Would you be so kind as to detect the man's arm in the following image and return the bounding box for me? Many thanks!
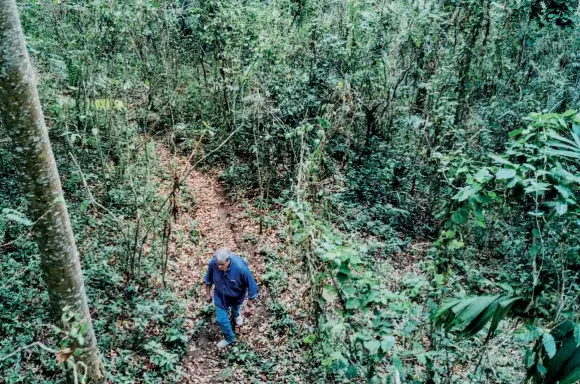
[204,260,214,302]
[245,268,259,308]
[205,284,212,302]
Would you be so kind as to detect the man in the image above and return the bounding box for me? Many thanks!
[204,247,259,348]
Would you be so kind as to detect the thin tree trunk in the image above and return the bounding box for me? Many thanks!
[0,1,105,382]
[454,9,483,127]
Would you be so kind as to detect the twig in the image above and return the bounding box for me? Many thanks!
[0,341,58,362]
[69,152,131,252]
[138,124,245,256]
[69,153,124,229]
[0,259,34,290]
[0,206,52,249]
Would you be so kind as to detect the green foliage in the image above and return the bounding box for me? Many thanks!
[220,163,259,196]
[432,294,523,339]
[144,340,180,373]
[433,295,580,384]
[1,208,33,227]
[527,320,580,384]
[2,0,580,381]
[188,220,200,245]
[287,199,404,382]
[225,342,257,365]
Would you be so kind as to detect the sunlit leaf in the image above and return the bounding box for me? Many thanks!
[474,168,492,183]
[452,186,480,202]
[381,336,395,352]
[496,168,516,180]
[363,339,380,354]
[2,208,33,226]
[555,201,568,215]
[346,298,361,310]
[489,154,516,166]
[542,333,557,359]
[546,149,580,160]
[555,185,572,199]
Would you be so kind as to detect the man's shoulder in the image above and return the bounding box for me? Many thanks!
[230,255,249,268]
[208,258,217,266]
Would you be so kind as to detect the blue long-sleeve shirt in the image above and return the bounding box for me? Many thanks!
[204,255,259,309]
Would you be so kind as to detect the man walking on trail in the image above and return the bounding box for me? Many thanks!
[204,247,259,349]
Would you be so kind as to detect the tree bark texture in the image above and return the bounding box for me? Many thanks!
[0,0,105,382]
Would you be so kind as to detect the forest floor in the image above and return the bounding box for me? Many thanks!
[155,145,293,383]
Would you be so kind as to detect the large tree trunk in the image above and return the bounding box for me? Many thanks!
[0,0,105,382]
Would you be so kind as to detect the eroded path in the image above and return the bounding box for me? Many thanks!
[156,145,273,383]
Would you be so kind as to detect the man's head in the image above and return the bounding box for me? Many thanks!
[214,247,232,271]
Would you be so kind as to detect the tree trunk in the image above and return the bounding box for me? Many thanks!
[0,0,105,382]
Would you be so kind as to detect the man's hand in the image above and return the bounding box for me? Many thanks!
[244,300,255,316]
[205,293,212,303]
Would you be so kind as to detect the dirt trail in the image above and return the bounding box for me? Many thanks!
[156,145,273,383]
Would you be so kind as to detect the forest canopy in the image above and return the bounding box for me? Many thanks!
[1,0,579,383]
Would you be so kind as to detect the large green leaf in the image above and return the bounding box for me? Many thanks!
[525,182,551,194]
[455,295,501,327]
[555,185,573,199]
[488,296,522,339]
[528,321,580,384]
[547,130,579,147]
[551,321,575,340]
[558,348,580,384]
[432,295,522,339]
[450,297,477,316]
[572,131,580,149]
[460,296,503,337]
[548,140,580,152]
[474,168,492,183]
[463,295,522,338]
[432,298,463,328]
[546,149,580,160]
[545,333,577,381]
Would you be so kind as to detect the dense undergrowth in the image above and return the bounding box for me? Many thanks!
[1,139,192,383]
[1,0,580,382]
